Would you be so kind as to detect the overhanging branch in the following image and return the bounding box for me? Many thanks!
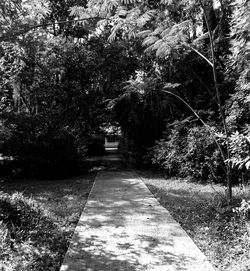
[183,43,213,67]
[0,17,99,42]
[161,89,226,162]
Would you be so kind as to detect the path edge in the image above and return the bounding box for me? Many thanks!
[59,171,99,271]
[132,169,216,271]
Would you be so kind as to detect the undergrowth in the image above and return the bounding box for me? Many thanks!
[0,192,68,271]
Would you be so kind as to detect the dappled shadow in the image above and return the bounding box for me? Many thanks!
[61,232,196,271]
[0,172,95,200]
[85,152,132,172]
[0,172,96,235]
[0,192,69,270]
[145,183,218,224]
[141,177,231,262]
[60,172,214,271]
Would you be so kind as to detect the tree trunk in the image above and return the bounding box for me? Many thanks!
[200,0,232,204]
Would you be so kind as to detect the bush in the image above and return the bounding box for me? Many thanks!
[183,126,225,182]
[151,121,188,175]
[0,113,82,178]
[229,131,250,171]
[0,192,68,271]
[234,199,250,220]
[151,120,226,183]
[227,130,250,184]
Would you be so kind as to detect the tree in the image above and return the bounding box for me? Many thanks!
[0,0,141,177]
[1,0,248,193]
[71,0,236,202]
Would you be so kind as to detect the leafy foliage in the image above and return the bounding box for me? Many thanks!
[114,74,172,162]
[228,131,250,173]
[0,0,249,182]
[234,199,250,220]
[0,0,49,42]
[151,120,225,183]
[0,0,140,177]
[226,0,250,130]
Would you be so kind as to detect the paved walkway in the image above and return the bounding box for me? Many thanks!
[60,171,215,271]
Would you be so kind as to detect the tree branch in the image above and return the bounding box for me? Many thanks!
[0,17,99,42]
[19,92,32,114]
[183,43,213,67]
[161,89,226,162]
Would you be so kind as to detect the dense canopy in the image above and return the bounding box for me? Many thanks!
[0,0,249,196]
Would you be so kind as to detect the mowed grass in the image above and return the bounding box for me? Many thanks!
[137,170,250,271]
[0,172,96,271]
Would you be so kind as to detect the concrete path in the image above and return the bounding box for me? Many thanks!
[60,171,215,271]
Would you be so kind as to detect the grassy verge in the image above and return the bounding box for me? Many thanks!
[137,170,250,271]
[0,172,96,271]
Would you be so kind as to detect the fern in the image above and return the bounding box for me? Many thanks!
[140,18,194,58]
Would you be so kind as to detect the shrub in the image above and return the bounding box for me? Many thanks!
[228,131,250,171]
[0,113,82,178]
[233,199,250,220]
[183,126,225,183]
[227,130,250,184]
[151,121,188,175]
[151,120,226,183]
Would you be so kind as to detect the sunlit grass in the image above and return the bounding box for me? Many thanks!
[138,169,250,271]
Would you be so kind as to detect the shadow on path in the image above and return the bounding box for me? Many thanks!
[60,172,215,271]
[85,149,131,172]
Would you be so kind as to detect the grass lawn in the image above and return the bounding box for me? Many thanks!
[137,170,250,271]
[0,172,96,271]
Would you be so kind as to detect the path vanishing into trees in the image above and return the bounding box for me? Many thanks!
[60,152,215,271]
